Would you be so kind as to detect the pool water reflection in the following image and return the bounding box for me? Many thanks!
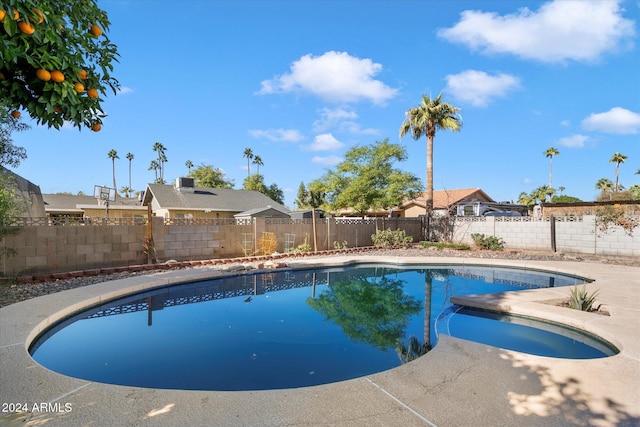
[29,265,616,391]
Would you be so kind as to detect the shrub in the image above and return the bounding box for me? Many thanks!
[419,241,471,251]
[471,233,504,251]
[371,229,413,247]
[568,285,601,312]
[333,240,349,250]
[291,234,312,253]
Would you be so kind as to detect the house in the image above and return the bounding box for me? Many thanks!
[42,193,147,222]
[234,206,291,220]
[401,188,496,217]
[142,178,289,221]
[0,167,45,218]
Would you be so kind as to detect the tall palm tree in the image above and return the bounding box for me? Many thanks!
[148,160,160,182]
[152,142,167,182]
[243,148,254,179]
[126,152,134,197]
[185,160,193,174]
[252,155,263,175]
[609,152,627,192]
[107,149,119,194]
[544,147,560,188]
[595,178,614,201]
[399,93,462,217]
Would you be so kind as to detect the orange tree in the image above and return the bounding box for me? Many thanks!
[0,0,119,131]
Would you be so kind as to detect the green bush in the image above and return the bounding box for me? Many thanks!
[333,240,349,250]
[371,229,413,247]
[419,242,471,251]
[471,233,504,251]
[568,285,601,312]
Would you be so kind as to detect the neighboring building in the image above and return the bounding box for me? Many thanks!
[42,193,147,222]
[289,209,325,220]
[0,167,46,218]
[401,188,495,217]
[142,178,289,221]
[234,206,291,220]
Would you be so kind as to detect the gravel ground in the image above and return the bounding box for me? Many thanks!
[1,247,638,308]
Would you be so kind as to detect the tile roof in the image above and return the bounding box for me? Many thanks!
[43,193,144,211]
[403,188,494,209]
[143,184,288,212]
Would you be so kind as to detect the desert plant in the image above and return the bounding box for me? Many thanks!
[568,285,601,312]
[419,241,471,251]
[371,229,413,247]
[258,232,278,255]
[471,233,504,251]
[291,234,312,253]
[333,240,349,250]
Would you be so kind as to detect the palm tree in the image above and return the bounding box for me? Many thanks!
[595,178,614,201]
[558,186,566,195]
[152,142,167,182]
[185,160,193,174]
[120,186,132,197]
[544,147,560,188]
[243,148,254,179]
[148,160,160,182]
[107,149,119,194]
[609,152,627,192]
[126,153,134,197]
[399,93,462,219]
[252,155,263,175]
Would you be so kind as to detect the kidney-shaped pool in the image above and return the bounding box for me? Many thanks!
[29,264,618,391]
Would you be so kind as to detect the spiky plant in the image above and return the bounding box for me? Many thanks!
[568,285,601,312]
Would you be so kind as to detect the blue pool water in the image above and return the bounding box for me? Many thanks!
[29,265,617,391]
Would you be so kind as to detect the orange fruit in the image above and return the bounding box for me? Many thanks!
[50,70,64,82]
[91,123,101,132]
[74,82,85,93]
[18,21,35,35]
[31,8,44,24]
[87,88,99,99]
[11,111,21,119]
[77,69,87,80]
[89,24,102,37]
[36,68,51,81]
[0,10,5,21]
[11,9,19,20]
[54,106,62,113]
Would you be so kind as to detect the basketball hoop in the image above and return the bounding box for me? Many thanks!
[94,185,116,219]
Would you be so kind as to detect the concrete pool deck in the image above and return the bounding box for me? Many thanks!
[1,255,638,426]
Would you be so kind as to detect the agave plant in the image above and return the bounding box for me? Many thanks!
[568,285,601,312]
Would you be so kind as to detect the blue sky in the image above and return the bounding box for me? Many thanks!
[11,0,640,207]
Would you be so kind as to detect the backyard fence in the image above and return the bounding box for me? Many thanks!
[1,214,637,277]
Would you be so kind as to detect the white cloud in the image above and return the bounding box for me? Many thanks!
[312,155,342,166]
[307,133,344,152]
[257,51,398,105]
[445,70,520,107]
[560,120,571,127]
[559,134,589,148]
[312,107,379,135]
[248,129,304,143]
[581,107,640,134]
[117,86,134,95]
[437,0,635,63]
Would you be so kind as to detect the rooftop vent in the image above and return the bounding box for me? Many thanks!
[175,177,195,193]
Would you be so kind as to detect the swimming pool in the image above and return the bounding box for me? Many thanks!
[29,264,616,391]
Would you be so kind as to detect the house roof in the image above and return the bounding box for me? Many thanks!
[143,183,288,213]
[403,188,494,210]
[234,206,291,218]
[43,194,145,213]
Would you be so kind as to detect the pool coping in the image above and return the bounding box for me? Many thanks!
[1,255,639,426]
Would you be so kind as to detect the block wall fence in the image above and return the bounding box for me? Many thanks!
[1,215,637,277]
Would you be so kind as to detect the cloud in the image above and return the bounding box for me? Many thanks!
[248,129,305,142]
[307,133,344,152]
[312,155,342,166]
[437,0,635,63]
[445,70,520,107]
[117,86,134,95]
[581,107,640,134]
[559,134,589,148]
[312,107,379,135]
[257,51,398,105]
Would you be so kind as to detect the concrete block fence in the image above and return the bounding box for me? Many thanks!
[451,215,639,257]
[2,215,637,277]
